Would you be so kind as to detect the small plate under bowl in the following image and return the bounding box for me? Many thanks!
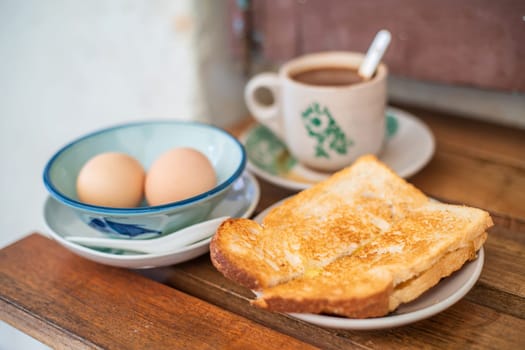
[44,172,260,269]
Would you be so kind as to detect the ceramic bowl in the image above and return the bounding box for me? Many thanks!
[43,120,246,238]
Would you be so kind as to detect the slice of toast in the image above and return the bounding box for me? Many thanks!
[209,155,493,318]
[210,155,429,290]
[252,206,490,318]
[251,234,486,318]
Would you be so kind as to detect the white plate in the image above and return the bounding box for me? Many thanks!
[242,107,435,191]
[43,171,260,269]
[253,201,484,330]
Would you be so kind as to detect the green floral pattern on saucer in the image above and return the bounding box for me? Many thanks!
[244,125,297,175]
[386,113,398,138]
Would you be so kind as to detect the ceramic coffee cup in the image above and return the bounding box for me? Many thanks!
[244,51,388,172]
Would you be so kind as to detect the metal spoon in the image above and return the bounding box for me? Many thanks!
[65,216,228,254]
[358,29,392,80]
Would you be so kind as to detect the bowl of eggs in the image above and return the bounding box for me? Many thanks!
[43,120,246,239]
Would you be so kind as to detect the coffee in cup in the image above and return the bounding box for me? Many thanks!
[244,51,387,172]
[290,66,364,87]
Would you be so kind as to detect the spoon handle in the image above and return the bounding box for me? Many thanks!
[66,216,229,254]
[358,29,391,80]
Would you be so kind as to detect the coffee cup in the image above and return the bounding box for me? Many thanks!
[244,51,387,172]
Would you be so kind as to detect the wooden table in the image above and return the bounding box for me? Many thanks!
[1,106,524,349]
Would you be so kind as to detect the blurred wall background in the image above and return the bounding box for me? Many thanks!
[235,0,525,128]
[0,1,245,348]
[1,0,247,249]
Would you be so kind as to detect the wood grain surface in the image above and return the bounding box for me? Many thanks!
[1,105,524,349]
[0,234,316,350]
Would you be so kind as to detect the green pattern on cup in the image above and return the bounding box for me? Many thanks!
[245,111,398,177]
[301,102,353,159]
[245,125,296,175]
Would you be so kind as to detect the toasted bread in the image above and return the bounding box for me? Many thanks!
[211,155,428,290]
[210,155,493,318]
[389,232,486,311]
[252,215,489,318]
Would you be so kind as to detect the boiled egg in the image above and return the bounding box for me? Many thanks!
[145,147,216,206]
[76,152,145,208]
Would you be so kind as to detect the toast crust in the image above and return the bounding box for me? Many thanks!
[210,219,264,290]
[255,283,393,319]
[390,232,487,311]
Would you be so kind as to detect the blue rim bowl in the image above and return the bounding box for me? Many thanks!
[43,120,246,238]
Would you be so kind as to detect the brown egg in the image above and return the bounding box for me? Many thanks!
[145,147,217,206]
[76,152,145,208]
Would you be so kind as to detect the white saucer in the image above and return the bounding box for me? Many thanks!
[253,200,484,330]
[43,171,260,269]
[242,107,435,191]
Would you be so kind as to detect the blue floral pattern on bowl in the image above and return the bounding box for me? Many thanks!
[87,218,162,237]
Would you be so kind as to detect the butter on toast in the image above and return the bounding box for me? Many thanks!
[209,155,493,318]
